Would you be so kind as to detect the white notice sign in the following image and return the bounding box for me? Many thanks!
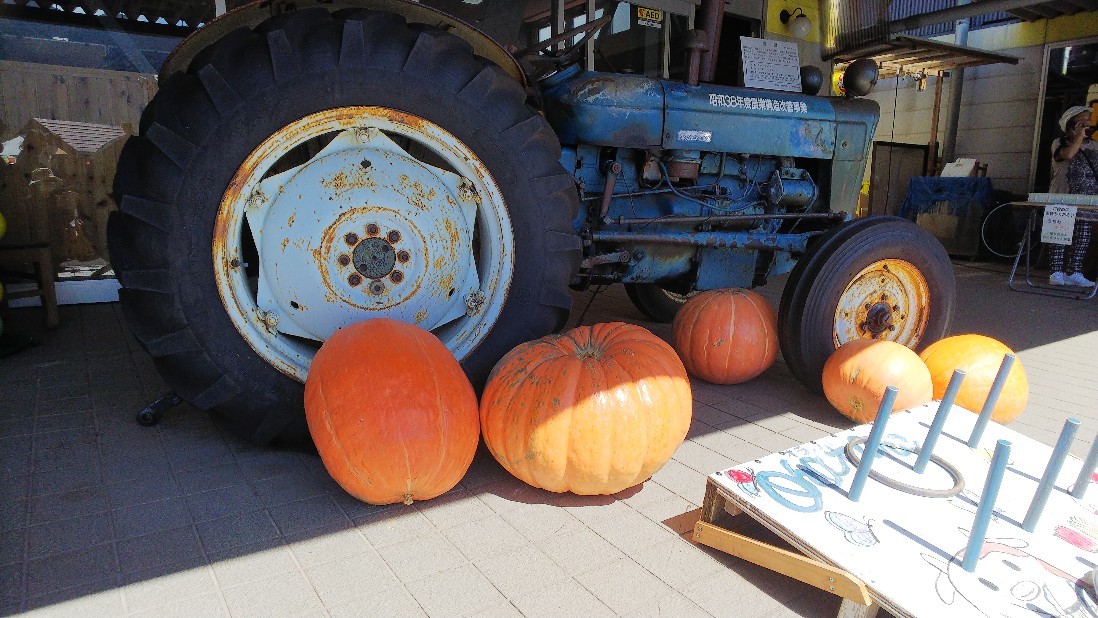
[1041,204,1077,245]
[740,37,801,93]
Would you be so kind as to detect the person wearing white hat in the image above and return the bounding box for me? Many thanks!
[1047,104,1097,287]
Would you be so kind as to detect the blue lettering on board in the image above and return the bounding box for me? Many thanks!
[751,434,923,513]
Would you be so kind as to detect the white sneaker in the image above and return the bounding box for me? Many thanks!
[1049,271,1069,286]
[1068,272,1097,287]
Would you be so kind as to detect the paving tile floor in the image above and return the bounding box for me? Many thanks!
[1,259,1096,617]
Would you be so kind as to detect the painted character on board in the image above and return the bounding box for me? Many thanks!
[824,511,879,547]
[725,467,759,497]
[1055,499,1098,554]
[923,534,1098,618]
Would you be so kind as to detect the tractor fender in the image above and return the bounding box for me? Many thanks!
[159,0,525,87]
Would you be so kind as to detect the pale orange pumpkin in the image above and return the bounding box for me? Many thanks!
[304,318,479,505]
[672,289,778,384]
[822,339,934,423]
[480,322,692,495]
[918,334,1028,423]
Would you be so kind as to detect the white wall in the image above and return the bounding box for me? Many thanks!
[866,44,1043,195]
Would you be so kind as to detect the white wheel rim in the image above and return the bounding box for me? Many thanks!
[214,107,514,382]
[833,259,930,348]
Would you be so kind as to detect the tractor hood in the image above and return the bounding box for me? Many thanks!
[541,68,878,163]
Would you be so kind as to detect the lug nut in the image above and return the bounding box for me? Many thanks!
[348,273,362,286]
[397,250,410,263]
[368,280,386,295]
[366,223,380,236]
[387,230,401,243]
[338,255,351,266]
[892,305,900,311]
[390,270,404,283]
[344,232,359,246]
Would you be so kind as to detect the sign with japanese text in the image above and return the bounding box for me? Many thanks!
[1041,204,1077,245]
[636,6,662,28]
[739,37,801,93]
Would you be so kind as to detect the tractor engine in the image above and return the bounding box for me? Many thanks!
[541,65,879,292]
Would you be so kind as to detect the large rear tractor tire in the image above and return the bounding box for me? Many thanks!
[624,283,692,323]
[778,216,956,392]
[109,9,581,445]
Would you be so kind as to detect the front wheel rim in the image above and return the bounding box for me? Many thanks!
[214,107,515,382]
[833,259,930,348]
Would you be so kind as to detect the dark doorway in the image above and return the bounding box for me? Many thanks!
[1034,41,1098,193]
[710,14,757,87]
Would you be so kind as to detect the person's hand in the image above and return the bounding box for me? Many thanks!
[1069,121,1088,145]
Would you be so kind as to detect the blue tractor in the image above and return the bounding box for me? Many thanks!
[110,0,955,443]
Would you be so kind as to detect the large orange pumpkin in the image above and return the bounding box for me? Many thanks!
[822,339,934,423]
[672,289,778,384]
[480,322,692,495]
[918,334,1028,423]
[304,318,479,505]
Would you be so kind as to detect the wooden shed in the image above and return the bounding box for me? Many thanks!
[0,118,128,269]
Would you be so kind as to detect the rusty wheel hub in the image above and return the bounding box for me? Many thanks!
[833,259,929,348]
[213,107,515,381]
[861,302,894,337]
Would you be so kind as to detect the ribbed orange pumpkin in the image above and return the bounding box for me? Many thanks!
[304,319,479,505]
[480,322,692,495]
[822,339,934,423]
[918,334,1028,423]
[672,289,778,384]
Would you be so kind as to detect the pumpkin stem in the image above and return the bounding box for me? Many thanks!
[575,343,604,360]
[403,493,414,505]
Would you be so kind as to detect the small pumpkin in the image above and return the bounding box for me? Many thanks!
[480,322,692,495]
[822,339,934,423]
[918,334,1028,423]
[672,289,778,384]
[304,318,479,505]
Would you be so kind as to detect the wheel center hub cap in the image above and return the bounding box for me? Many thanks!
[863,302,894,336]
[353,237,396,279]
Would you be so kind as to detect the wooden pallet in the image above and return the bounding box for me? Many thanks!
[692,403,1098,618]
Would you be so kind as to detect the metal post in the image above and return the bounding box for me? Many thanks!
[968,354,1015,448]
[963,439,1011,572]
[926,71,945,175]
[1072,436,1098,500]
[585,0,596,71]
[915,370,965,474]
[941,0,970,166]
[552,0,566,52]
[1023,418,1081,532]
[849,387,899,502]
[697,0,724,83]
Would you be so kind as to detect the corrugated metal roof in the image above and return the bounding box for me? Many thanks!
[1007,0,1098,20]
[889,0,1019,37]
[3,0,248,28]
[32,118,127,153]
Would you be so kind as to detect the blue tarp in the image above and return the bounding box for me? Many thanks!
[900,176,993,220]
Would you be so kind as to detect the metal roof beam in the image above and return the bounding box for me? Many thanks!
[889,0,1059,32]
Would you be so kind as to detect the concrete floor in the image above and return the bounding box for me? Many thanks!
[1,259,1096,617]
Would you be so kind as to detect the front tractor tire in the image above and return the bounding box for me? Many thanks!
[109,9,580,445]
[624,284,691,323]
[778,216,956,392]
